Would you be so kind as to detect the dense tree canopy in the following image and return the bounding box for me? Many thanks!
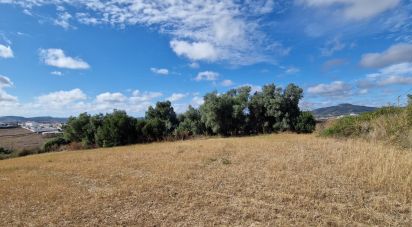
[62,83,315,149]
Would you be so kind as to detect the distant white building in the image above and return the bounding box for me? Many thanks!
[0,122,18,128]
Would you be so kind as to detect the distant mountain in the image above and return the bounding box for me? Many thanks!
[312,104,377,119]
[0,116,68,123]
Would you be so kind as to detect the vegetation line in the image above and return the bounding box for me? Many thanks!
[45,83,316,152]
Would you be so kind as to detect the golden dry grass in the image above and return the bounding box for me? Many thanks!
[0,134,411,226]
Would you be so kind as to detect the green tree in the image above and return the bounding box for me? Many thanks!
[175,105,206,138]
[95,110,137,147]
[146,101,178,136]
[142,118,166,142]
[63,113,95,145]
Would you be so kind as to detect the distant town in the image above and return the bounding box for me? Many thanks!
[0,121,63,137]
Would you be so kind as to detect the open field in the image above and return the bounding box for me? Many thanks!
[0,128,48,151]
[0,134,411,226]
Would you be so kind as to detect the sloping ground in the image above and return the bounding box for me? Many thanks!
[0,134,410,226]
[0,128,47,151]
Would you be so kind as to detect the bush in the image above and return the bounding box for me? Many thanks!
[321,106,412,148]
[43,137,69,153]
[18,149,38,157]
[0,147,13,155]
[294,111,316,133]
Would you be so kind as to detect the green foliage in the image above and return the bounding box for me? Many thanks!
[146,101,178,135]
[321,106,412,148]
[0,147,13,155]
[43,137,69,153]
[57,82,309,151]
[95,110,137,147]
[294,112,316,133]
[175,105,206,139]
[142,118,166,142]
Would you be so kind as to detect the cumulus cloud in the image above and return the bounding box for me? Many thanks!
[150,67,169,75]
[0,89,17,103]
[298,0,400,20]
[1,0,281,65]
[96,92,127,104]
[0,75,13,88]
[39,48,90,69]
[221,79,234,87]
[130,90,163,103]
[358,62,412,88]
[308,81,352,97]
[170,40,219,62]
[0,75,17,103]
[195,71,219,81]
[360,43,412,68]
[167,93,188,102]
[0,44,13,58]
[35,88,87,107]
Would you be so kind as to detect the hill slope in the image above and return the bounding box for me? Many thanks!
[312,104,377,118]
[0,134,410,226]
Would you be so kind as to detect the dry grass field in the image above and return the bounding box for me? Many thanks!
[0,134,411,226]
[0,128,47,151]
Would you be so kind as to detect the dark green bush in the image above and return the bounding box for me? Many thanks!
[43,137,69,153]
[294,111,316,133]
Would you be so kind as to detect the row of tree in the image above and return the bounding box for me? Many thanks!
[62,83,316,148]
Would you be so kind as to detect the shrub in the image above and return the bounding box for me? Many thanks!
[42,137,69,153]
[321,106,412,148]
[0,147,13,155]
[18,149,38,157]
[294,111,316,133]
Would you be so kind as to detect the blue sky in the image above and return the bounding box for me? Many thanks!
[0,0,411,117]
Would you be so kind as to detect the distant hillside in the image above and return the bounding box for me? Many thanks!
[312,104,377,118]
[0,116,68,123]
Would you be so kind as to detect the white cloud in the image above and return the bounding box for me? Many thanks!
[191,96,205,107]
[285,67,300,74]
[170,40,219,62]
[322,58,346,71]
[35,88,87,108]
[195,71,219,81]
[39,48,90,70]
[0,75,13,88]
[96,92,127,104]
[0,44,13,58]
[321,37,345,56]
[51,71,63,76]
[0,89,17,103]
[0,75,17,103]
[1,0,281,65]
[308,81,352,97]
[221,79,234,87]
[298,0,400,20]
[130,90,163,103]
[189,62,200,69]
[150,67,169,75]
[167,93,188,102]
[360,43,412,68]
[358,62,412,88]
[54,11,74,29]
